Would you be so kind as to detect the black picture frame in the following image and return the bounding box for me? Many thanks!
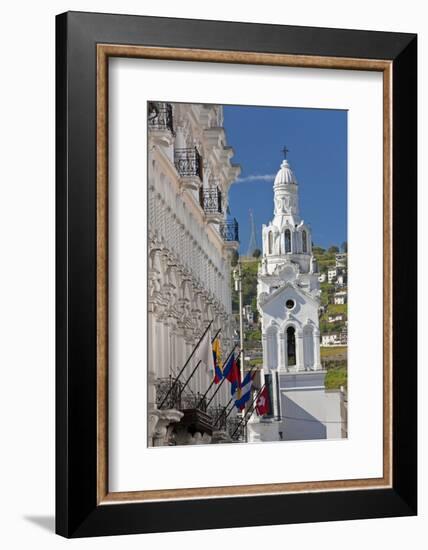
[56,11,417,538]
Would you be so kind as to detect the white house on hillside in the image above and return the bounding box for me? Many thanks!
[334,290,347,305]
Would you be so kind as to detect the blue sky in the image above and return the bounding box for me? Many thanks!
[223,105,347,253]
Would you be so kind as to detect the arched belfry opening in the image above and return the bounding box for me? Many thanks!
[287,326,296,366]
[284,229,291,253]
[268,231,273,254]
[302,230,307,253]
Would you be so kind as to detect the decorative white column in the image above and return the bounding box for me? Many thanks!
[313,328,322,370]
[262,333,268,369]
[295,330,304,371]
[147,309,157,410]
[278,332,286,371]
[272,371,281,420]
[147,308,160,445]
[155,319,165,378]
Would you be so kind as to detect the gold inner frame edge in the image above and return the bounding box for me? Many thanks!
[96,44,393,504]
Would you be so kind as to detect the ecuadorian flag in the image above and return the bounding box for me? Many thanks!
[213,338,222,384]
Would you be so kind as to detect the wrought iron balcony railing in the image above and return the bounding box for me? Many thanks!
[199,187,222,214]
[174,147,203,180]
[227,416,245,441]
[220,218,239,242]
[155,376,183,410]
[148,102,173,133]
[181,393,208,412]
[209,406,228,431]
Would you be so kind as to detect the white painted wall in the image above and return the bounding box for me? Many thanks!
[278,372,330,440]
[0,1,425,549]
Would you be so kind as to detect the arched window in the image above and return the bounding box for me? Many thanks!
[284,229,291,253]
[302,230,307,253]
[287,326,296,366]
[268,231,273,254]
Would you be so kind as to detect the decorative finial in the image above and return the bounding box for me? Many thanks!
[282,145,289,160]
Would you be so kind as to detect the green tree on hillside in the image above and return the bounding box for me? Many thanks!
[231,259,259,314]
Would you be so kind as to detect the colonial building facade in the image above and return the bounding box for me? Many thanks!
[147,102,240,446]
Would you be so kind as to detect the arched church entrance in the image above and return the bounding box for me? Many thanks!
[286,326,296,366]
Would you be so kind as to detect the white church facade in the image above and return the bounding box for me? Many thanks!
[147,102,240,446]
[250,157,345,442]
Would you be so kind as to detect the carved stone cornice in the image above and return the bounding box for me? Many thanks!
[151,409,184,447]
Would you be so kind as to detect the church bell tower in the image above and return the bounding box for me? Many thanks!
[256,153,322,428]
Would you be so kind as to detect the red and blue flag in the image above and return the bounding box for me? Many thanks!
[234,370,254,411]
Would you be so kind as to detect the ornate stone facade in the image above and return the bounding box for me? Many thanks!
[147,102,240,446]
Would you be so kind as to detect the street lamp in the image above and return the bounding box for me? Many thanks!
[233,261,244,384]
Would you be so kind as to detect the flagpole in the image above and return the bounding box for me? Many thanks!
[212,364,258,428]
[212,396,234,428]
[205,349,242,409]
[231,384,265,440]
[177,360,202,400]
[176,327,222,404]
[159,320,215,409]
[196,345,239,409]
[233,262,245,424]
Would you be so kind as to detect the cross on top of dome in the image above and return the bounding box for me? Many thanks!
[274,153,297,186]
[281,145,289,159]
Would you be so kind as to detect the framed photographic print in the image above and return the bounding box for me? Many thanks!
[56,11,417,538]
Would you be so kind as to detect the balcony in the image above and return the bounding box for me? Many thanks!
[199,187,223,223]
[174,147,203,190]
[148,102,173,133]
[220,218,239,252]
[227,416,245,441]
[210,405,228,431]
[179,408,213,437]
[155,376,183,410]
[220,218,239,246]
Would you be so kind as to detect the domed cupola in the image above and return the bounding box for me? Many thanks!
[261,152,313,274]
[274,159,297,188]
[271,156,300,228]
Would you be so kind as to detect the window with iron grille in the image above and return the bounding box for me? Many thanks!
[174,147,203,180]
[147,102,173,132]
[199,187,222,214]
[220,218,239,242]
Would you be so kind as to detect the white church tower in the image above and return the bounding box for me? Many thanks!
[258,156,322,374]
[251,155,344,442]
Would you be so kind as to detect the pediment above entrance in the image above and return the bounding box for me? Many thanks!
[277,261,300,283]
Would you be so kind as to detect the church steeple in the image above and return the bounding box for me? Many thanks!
[272,158,300,227]
[261,154,313,272]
